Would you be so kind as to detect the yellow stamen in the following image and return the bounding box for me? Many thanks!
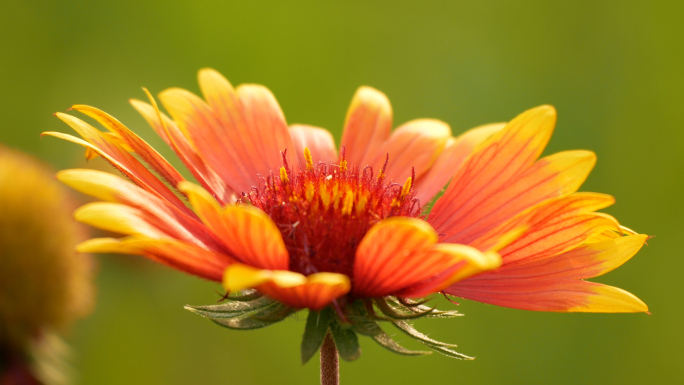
[320,183,330,208]
[332,182,341,209]
[305,181,315,201]
[304,147,314,171]
[342,190,354,215]
[340,158,348,172]
[401,177,413,199]
[392,177,413,208]
[279,167,289,183]
[355,194,368,215]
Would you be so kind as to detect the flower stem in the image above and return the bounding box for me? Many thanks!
[320,332,339,385]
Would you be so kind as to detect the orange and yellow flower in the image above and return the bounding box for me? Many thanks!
[44,69,647,315]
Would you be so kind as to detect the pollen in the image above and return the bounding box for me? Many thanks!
[245,151,422,277]
[279,166,289,184]
[304,147,314,171]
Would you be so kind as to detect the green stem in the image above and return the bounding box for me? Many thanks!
[320,332,339,385]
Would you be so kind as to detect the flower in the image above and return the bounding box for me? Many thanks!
[0,146,95,384]
[44,69,647,361]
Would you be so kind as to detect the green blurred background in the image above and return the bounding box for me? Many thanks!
[1,0,681,384]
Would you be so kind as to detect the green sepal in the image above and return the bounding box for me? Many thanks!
[371,332,433,357]
[225,289,264,302]
[375,298,435,320]
[392,320,473,360]
[210,302,294,330]
[184,296,277,319]
[185,297,294,331]
[329,317,361,361]
[392,320,459,348]
[301,308,334,365]
[348,301,431,357]
[386,297,463,319]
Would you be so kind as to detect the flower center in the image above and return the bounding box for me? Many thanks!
[244,149,422,278]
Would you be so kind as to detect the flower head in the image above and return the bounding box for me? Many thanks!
[45,69,647,360]
[0,146,95,383]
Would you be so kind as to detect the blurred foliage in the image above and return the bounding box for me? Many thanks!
[1,0,681,384]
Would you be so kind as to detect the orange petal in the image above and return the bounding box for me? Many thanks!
[429,106,556,242]
[499,213,621,265]
[74,202,168,239]
[467,193,620,265]
[447,279,647,313]
[367,119,451,182]
[71,105,186,189]
[289,124,338,167]
[179,182,289,270]
[487,234,648,280]
[431,113,596,245]
[395,244,501,298]
[45,114,191,215]
[159,87,257,193]
[470,192,615,252]
[414,123,504,204]
[171,68,294,190]
[130,98,235,205]
[59,169,220,250]
[352,217,440,297]
[235,83,296,170]
[339,87,392,167]
[224,264,350,310]
[447,235,648,312]
[79,236,233,282]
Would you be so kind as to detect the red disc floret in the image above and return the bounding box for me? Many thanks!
[244,153,421,279]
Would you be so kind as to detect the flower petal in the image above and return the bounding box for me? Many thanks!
[414,123,505,204]
[431,108,596,245]
[289,124,338,166]
[59,169,219,249]
[353,217,440,297]
[74,202,167,239]
[159,87,257,193]
[499,213,621,265]
[224,264,350,310]
[395,244,501,298]
[482,234,648,281]
[340,87,392,167]
[368,119,451,182]
[79,236,233,282]
[70,104,186,189]
[446,235,648,312]
[45,114,192,215]
[179,182,289,270]
[130,98,235,204]
[470,192,616,252]
[235,82,296,169]
[429,106,556,240]
[447,279,647,313]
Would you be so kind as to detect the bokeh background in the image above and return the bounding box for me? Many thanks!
[1,1,681,384]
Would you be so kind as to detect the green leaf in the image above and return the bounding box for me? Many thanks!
[301,309,334,365]
[329,318,361,361]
